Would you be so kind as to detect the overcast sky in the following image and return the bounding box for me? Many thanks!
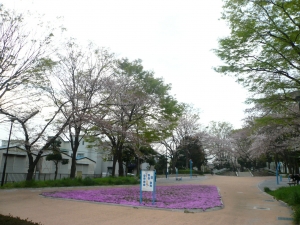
[0,0,249,139]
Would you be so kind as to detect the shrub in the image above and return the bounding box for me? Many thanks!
[290,190,300,206]
[82,177,96,186]
[293,206,300,225]
[0,214,42,225]
[264,187,271,193]
[0,176,139,189]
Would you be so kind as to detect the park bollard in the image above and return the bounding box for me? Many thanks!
[280,175,282,182]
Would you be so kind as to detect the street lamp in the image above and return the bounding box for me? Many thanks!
[1,117,16,186]
[166,149,168,179]
[289,91,300,176]
[189,159,193,178]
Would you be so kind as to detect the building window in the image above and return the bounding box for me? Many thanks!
[77,153,84,158]
[107,167,113,175]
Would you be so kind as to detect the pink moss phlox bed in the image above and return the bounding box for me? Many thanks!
[42,184,222,210]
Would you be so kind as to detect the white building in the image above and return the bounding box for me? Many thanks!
[0,136,117,182]
[56,136,116,177]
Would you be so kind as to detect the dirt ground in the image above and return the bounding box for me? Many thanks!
[0,176,294,225]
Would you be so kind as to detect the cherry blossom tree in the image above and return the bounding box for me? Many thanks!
[159,104,202,171]
[0,4,73,181]
[48,40,115,178]
[0,4,56,108]
[249,120,300,174]
[205,121,233,169]
[230,128,253,171]
[90,58,182,176]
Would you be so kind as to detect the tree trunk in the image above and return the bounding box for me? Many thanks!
[125,161,128,175]
[54,162,58,180]
[118,162,124,176]
[287,161,293,174]
[26,150,42,181]
[70,154,77,178]
[136,157,140,176]
[70,133,80,178]
[118,152,124,176]
[185,151,189,169]
[26,165,35,181]
[295,158,299,174]
[171,158,177,173]
[112,155,117,176]
[26,153,34,181]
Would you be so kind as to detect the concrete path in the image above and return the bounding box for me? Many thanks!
[238,172,253,177]
[0,176,294,225]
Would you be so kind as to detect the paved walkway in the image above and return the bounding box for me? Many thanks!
[238,172,253,177]
[0,176,295,225]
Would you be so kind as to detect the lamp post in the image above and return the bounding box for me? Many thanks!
[189,159,193,178]
[290,91,300,176]
[166,149,168,179]
[1,117,16,186]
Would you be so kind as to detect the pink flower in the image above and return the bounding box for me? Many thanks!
[42,185,222,210]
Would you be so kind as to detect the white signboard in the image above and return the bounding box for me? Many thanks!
[141,171,155,192]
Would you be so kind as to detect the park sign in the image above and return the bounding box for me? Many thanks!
[141,170,155,191]
[140,170,156,204]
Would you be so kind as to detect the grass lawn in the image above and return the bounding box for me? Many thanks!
[265,185,300,224]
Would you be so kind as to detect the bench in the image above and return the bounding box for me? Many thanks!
[175,177,182,181]
[287,182,297,187]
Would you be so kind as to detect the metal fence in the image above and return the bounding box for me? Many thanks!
[0,172,101,184]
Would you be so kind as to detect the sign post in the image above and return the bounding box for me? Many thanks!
[276,162,280,185]
[140,170,156,205]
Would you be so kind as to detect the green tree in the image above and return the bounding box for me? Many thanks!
[46,140,69,180]
[121,144,157,175]
[139,145,157,166]
[214,0,300,115]
[177,136,206,171]
[154,154,167,175]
